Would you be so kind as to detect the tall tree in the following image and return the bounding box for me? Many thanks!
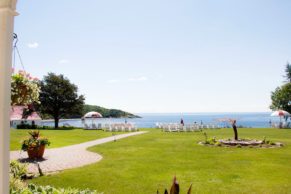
[270,83,291,116]
[284,62,291,83]
[39,73,85,128]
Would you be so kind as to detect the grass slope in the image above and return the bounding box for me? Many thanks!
[10,129,123,151]
[30,128,291,194]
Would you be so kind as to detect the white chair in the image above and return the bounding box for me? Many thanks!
[164,125,170,132]
[171,124,178,132]
[178,124,185,132]
[84,123,91,129]
[104,124,111,132]
[113,124,118,132]
[92,123,97,129]
[97,123,102,130]
[116,124,121,132]
[124,124,131,131]
[186,125,192,132]
[156,123,161,129]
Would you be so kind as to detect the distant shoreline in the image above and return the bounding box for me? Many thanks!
[42,117,139,122]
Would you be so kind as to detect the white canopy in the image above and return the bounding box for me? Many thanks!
[84,111,103,118]
[271,110,290,117]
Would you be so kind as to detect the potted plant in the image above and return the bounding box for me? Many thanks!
[11,70,40,106]
[21,130,50,159]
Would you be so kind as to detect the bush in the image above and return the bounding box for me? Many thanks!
[10,184,99,194]
[202,132,217,145]
[9,161,100,194]
[40,125,75,130]
[9,161,27,192]
[17,123,38,129]
[10,175,26,192]
[10,160,27,179]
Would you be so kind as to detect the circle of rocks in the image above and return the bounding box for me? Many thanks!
[199,139,283,148]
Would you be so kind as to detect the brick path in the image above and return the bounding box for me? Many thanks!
[10,131,147,174]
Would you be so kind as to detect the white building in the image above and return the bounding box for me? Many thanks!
[10,106,42,128]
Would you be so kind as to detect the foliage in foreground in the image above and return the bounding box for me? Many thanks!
[157,176,192,194]
[10,184,99,194]
[10,160,99,194]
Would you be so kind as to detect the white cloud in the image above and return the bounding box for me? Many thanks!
[58,59,69,64]
[27,42,39,48]
[128,76,148,82]
[107,79,120,83]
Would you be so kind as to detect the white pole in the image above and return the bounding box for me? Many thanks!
[0,0,18,193]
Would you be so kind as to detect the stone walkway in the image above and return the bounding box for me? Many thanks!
[10,131,147,174]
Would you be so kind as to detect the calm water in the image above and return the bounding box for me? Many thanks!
[42,112,281,128]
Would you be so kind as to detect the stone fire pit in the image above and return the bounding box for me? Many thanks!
[219,139,263,146]
[199,138,283,148]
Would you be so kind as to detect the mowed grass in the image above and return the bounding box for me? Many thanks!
[31,128,291,194]
[10,129,123,151]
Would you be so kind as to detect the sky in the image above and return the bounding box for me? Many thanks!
[13,0,291,113]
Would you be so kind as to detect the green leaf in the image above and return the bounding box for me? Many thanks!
[170,176,179,194]
[187,184,192,194]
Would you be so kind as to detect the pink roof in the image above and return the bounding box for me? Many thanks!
[10,106,42,121]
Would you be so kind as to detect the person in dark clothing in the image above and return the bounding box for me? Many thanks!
[180,118,184,126]
[232,120,238,140]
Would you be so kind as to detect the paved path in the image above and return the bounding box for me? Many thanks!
[10,131,147,174]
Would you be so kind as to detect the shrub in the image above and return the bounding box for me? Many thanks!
[17,184,98,194]
[10,160,27,179]
[17,123,38,129]
[40,125,75,130]
[9,161,27,192]
[214,142,221,146]
[9,161,100,194]
[202,133,217,145]
[10,183,99,194]
[9,175,26,192]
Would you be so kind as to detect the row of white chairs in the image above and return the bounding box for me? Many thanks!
[104,123,138,132]
[84,123,102,130]
[272,122,291,129]
[156,123,221,132]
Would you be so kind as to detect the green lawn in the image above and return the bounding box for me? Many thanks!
[30,128,291,194]
[10,129,123,151]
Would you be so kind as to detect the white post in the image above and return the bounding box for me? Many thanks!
[0,0,18,193]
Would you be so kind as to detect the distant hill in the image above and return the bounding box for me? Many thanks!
[82,105,141,118]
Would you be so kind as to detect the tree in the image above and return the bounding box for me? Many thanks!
[284,62,291,83]
[270,83,291,120]
[39,73,85,128]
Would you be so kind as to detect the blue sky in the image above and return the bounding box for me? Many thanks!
[14,0,290,113]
